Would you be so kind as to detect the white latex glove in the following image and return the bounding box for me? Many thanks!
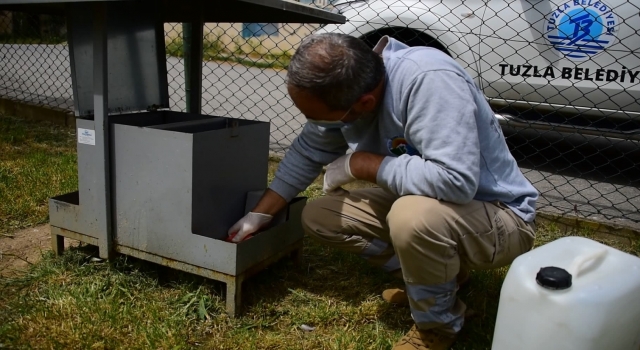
[323,153,356,196]
[227,212,273,242]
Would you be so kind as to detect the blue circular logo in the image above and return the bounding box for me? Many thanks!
[544,1,618,61]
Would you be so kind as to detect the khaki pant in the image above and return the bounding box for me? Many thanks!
[301,188,535,334]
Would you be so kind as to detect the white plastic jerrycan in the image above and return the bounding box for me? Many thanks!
[491,236,640,350]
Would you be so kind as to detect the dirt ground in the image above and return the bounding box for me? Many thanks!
[0,225,78,278]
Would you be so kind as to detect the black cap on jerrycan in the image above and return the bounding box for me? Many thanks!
[536,266,573,290]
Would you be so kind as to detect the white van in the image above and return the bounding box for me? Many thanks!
[316,0,640,140]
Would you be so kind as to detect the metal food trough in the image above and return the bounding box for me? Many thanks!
[0,0,345,317]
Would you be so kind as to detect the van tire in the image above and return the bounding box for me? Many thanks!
[358,27,451,56]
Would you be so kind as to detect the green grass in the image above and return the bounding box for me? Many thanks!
[0,115,78,234]
[0,35,66,45]
[1,115,639,349]
[0,34,289,69]
[166,37,292,70]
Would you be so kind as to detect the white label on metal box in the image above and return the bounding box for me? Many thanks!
[78,128,96,145]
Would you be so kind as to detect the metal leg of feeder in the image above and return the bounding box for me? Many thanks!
[223,240,304,317]
[225,275,245,317]
[185,16,203,114]
[52,233,65,256]
[92,3,115,260]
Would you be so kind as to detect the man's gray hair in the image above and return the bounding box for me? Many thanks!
[286,33,385,111]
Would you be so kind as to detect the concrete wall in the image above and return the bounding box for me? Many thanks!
[0,11,66,38]
[0,11,12,35]
[0,98,74,127]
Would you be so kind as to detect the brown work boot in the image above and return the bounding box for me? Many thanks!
[382,269,471,305]
[382,288,409,304]
[392,325,456,350]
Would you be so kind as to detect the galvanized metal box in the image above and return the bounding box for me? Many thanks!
[50,110,307,315]
[51,111,270,243]
[109,111,270,243]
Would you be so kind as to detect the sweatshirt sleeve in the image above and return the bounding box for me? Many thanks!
[269,122,349,202]
[376,70,481,204]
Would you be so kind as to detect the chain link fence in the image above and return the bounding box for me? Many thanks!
[1,1,639,225]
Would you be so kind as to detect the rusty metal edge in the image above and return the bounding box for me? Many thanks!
[116,239,303,281]
[50,224,303,284]
[51,225,99,246]
[116,244,236,283]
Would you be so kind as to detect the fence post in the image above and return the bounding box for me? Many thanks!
[182,20,203,114]
[182,22,191,113]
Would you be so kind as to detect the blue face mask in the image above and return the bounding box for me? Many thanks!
[307,106,352,129]
[307,119,348,128]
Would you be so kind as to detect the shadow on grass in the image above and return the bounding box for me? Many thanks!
[237,237,507,349]
[107,233,501,339]
[14,234,514,349]
[44,238,394,305]
[49,236,415,329]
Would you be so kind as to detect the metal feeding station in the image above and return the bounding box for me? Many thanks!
[1,0,344,316]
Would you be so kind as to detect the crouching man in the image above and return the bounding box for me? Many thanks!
[228,33,538,350]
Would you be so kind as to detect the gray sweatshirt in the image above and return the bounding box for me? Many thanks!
[269,36,538,222]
